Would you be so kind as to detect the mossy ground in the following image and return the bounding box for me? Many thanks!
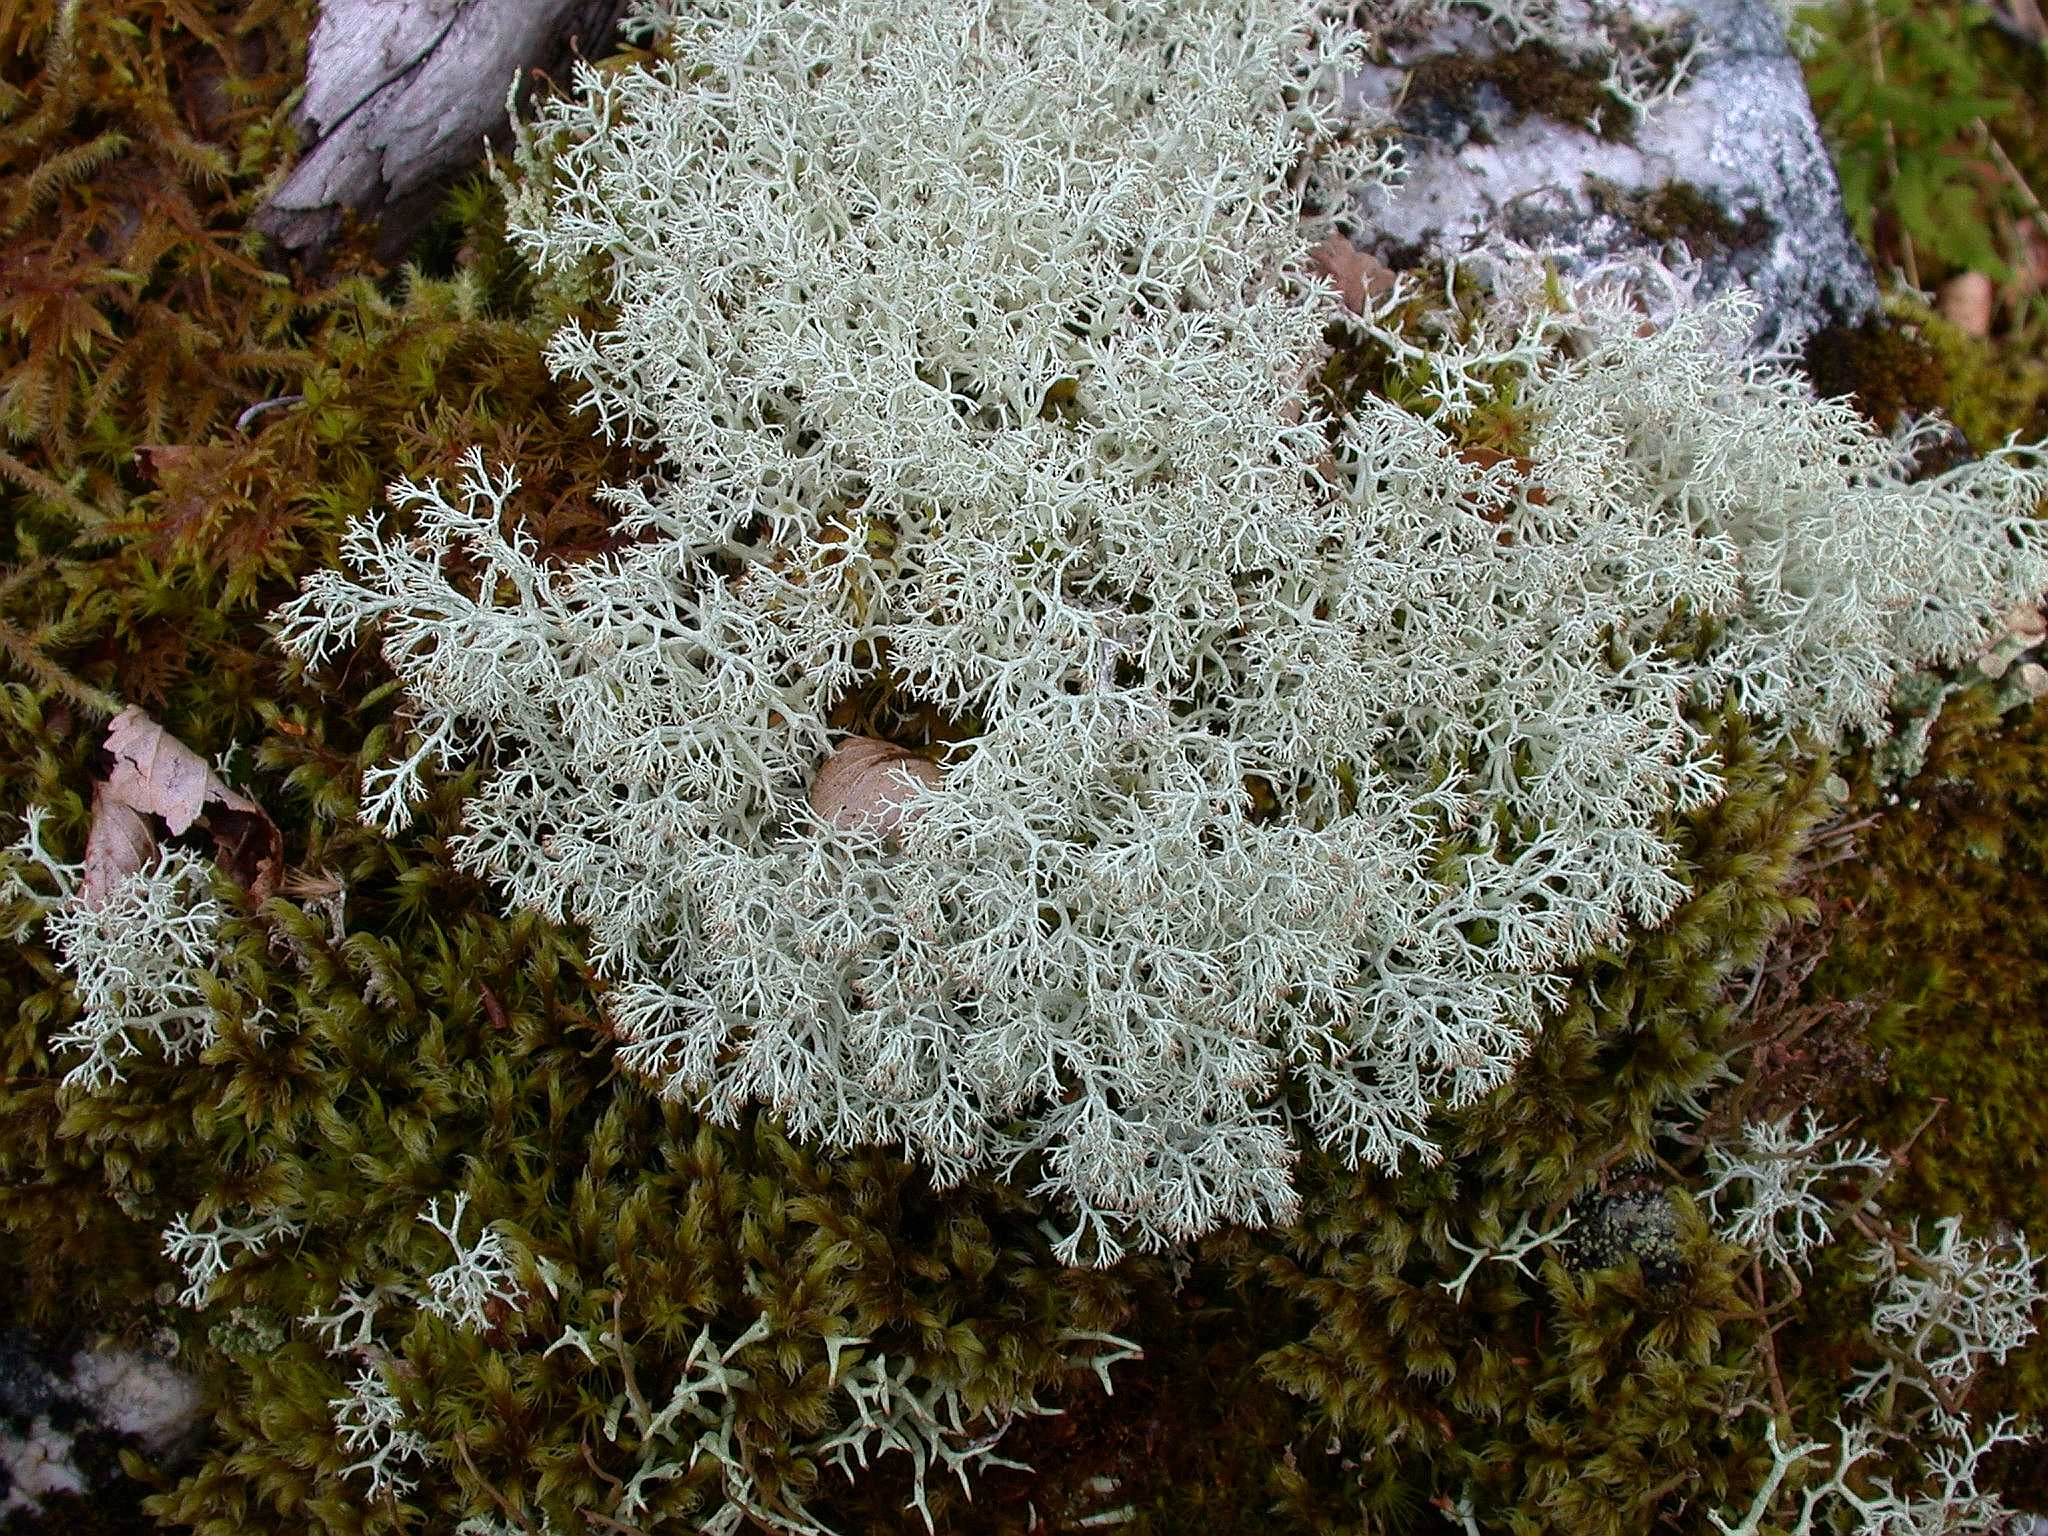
[1,0,2047,1532]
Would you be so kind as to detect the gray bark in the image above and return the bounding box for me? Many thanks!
[255,0,630,262]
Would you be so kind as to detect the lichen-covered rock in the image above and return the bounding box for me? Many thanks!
[1564,1176,1686,1285]
[0,1332,201,1528]
[1352,0,1880,332]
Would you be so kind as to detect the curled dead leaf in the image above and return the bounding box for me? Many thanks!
[106,706,218,835]
[83,787,157,906]
[1309,232,1396,314]
[88,706,284,903]
[809,736,942,837]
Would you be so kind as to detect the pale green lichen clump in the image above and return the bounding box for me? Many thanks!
[278,0,2048,1262]
[3,809,222,1094]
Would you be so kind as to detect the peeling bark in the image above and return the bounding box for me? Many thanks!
[255,0,630,262]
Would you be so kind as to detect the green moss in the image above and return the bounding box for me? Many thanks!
[1586,177,1771,259]
[1404,43,1634,145]
[1892,295,2048,452]
[1800,313,1953,437]
[1821,689,2048,1248]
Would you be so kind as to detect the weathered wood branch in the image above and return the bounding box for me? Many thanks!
[255,0,630,262]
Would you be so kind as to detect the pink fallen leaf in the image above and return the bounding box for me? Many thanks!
[105,706,216,835]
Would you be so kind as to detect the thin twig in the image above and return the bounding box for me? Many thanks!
[1805,814,1881,852]
[451,1436,544,1536]
[1975,119,2048,245]
[1636,1465,1700,1512]
[1750,1253,1792,1426]
[581,1441,626,1497]
[579,1512,655,1536]
[1846,1098,1947,1216]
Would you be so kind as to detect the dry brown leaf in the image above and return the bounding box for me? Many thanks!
[93,706,284,901]
[105,706,217,834]
[82,785,158,905]
[1309,232,1396,314]
[809,736,943,837]
[207,797,286,902]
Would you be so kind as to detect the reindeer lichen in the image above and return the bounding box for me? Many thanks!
[278,0,2048,1263]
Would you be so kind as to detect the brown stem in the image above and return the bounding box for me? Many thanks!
[579,1514,655,1536]
[580,1442,626,1497]
[1847,1099,1947,1218]
[1751,1255,1793,1427]
[1976,119,2048,245]
[451,1437,543,1536]
[1867,12,1921,289]
[1636,1465,1699,1512]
